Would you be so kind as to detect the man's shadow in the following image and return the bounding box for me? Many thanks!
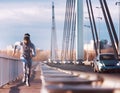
[9,69,36,93]
[9,82,24,93]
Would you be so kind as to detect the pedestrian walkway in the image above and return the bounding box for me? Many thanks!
[1,62,120,93]
[0,62,42,93]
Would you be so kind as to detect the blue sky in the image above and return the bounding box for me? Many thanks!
[0,0,66,50]
[83,0,119,43]
[0,0,119,50]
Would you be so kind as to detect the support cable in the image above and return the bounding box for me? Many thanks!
[99,0,118,58]
[89,0,99,50]
[65,0,74,61]
[86,0,98,56]
[103,0,118,47]
[69,0,76,61]
[61,0,69,61]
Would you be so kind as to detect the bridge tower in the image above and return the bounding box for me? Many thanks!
[76,0,84,62]
[50,2,58,61]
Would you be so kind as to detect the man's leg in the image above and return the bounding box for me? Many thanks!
[26,62,31,86]
[22,62,27,83]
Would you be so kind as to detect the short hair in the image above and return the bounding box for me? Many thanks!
[24,33,30,41]
[24,33,30,37]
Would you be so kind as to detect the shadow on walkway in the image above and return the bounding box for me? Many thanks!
[9,69,36,93]
[9,82,24,93]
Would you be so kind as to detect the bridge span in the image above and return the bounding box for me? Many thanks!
[0,58,120,93]
[0,0,120,93]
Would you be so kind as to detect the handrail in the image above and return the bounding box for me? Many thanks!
[0,56,19,61]
[0,56,22,87]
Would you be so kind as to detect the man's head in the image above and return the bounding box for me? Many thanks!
[24,33,30,44]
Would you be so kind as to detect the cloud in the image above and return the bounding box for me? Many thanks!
[0,1,66,25]
[0,1,66,50]
[0,3,45,24]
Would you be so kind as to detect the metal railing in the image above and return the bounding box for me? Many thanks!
[0,56,23,87]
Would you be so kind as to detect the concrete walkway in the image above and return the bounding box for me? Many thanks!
[1,62,120,93]
[0,63,42,93]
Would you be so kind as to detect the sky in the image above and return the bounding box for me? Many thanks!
[0,0,66,50]
[83,0,119,44]
[0,0,119,50]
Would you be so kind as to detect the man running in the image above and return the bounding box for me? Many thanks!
[13,33,36,86]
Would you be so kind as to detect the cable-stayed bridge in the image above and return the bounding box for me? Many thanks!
[1,0,120,93]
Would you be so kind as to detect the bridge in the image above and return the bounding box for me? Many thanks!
[1,0,120,93]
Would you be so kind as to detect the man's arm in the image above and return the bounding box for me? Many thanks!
[13,41,21,56]
[31,44,36,57]
[13,45,17,56]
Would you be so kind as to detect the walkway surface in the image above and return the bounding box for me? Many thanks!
[1,62,120,93]
[0,62,42,93]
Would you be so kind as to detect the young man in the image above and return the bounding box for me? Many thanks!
[13,33,36,86]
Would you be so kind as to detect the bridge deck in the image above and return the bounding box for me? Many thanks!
[1,62,120,93]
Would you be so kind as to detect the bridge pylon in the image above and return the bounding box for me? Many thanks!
[50,2,58,62]
[76,0,84,63]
